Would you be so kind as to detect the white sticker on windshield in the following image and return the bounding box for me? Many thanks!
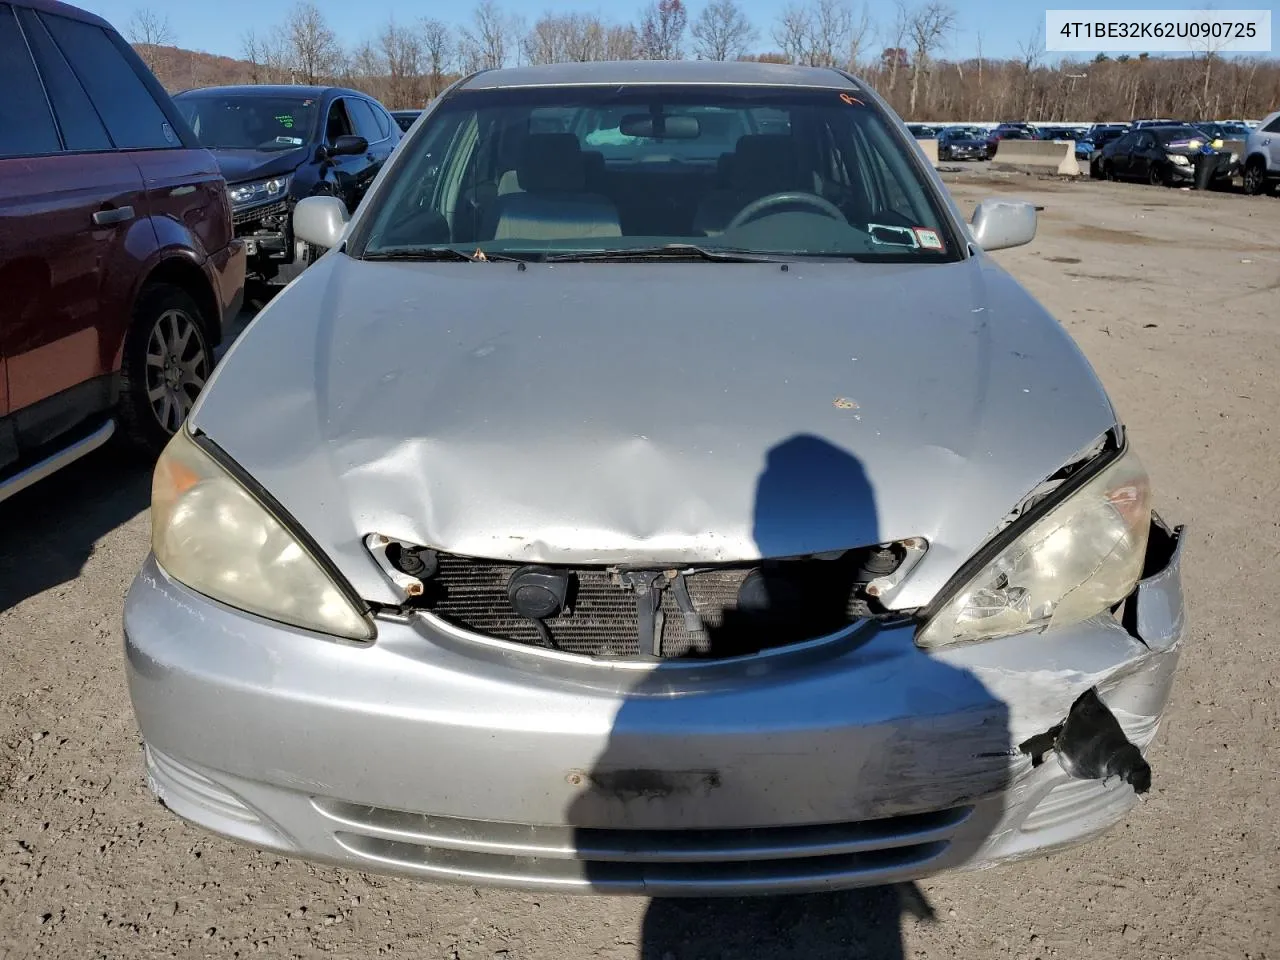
[914,228,943,250]
[867,223,919,247]
[275,136,304,145]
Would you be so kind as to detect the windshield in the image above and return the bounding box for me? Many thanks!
[355,84,958,262]
[176,95,319,150]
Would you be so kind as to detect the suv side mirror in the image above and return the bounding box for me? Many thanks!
[970,198,1037,251]
[323,135,368,159]
[293,195,350,250]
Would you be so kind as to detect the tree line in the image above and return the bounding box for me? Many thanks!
[127,0,1280,121]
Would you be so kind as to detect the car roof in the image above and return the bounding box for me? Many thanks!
[458,60,856,91]
[11,0,114,29]
[174,84,362,99]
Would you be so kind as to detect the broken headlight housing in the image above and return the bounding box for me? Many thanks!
[918,447,1151,649]
[151,428,374,641]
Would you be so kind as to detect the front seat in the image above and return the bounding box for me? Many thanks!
[487,134,621,242]
[693,135,805,236]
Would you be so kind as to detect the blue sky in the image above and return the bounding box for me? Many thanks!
[81,0,1273,61]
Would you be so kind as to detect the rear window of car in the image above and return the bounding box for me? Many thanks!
[0,3,62,158]
[40,11,176,150]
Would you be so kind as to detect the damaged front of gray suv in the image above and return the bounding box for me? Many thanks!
[123,61,1187,896]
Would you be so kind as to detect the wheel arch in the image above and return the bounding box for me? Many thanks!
[136,255,222,348]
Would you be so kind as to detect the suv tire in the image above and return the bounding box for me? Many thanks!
[118,283,213,454]
[1242,156,1269,196]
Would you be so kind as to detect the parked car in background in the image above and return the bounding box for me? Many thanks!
[985,124,1037,155]
[391,109,421,132]
[906,123,941,139]
[125,60,1186,898]
[1133,118,1179,128]
[1194,121,1252,142]
[1037,126,1082,141]
[992,122,1039,139]
[1242,111,1280,195]
[1085,125,1130,174]
[937,125,991,161]
[0,0,244,501]
[1096,125,1234,186]
[175,85,401,284]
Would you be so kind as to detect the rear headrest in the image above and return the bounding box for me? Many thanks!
[518,133,586,193]
[731,135,800,192]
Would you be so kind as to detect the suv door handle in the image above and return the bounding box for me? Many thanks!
[92,205,135,227]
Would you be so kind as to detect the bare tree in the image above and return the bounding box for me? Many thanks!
[421,18,454,98]
[905,1,955,115]
[772,0,865,69]
[691,0,757,61]
[459,0,521,71]
[524,13,611,64]
[241,29,267,83]
[605,24,643,60]
[882,0,909,94]
[346,39,383,98]
[126,7,174,74]
[809,0,852,67]
[773,4,809,64]
[381,21,424,107]
[639,0,688,60]
[845,2,873,70]
[284,2,340,84]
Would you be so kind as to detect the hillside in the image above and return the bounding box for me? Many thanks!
[134,44,260,92]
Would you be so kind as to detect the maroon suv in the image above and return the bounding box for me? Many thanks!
[0,0,245,501]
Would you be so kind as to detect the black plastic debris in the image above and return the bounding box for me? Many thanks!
[1019,687,1152,795]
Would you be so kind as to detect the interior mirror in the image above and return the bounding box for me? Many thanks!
[618,114,701,140]
[326,134,368,158]
[970,198,1037,251]
[293,195,349,250]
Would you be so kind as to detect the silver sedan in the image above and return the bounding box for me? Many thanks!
[124,60,1186,896]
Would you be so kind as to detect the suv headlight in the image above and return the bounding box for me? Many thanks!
[151,429,374,641]
[918,447,1151,649]
[227,175,290,208]
[1170,154,1191,166]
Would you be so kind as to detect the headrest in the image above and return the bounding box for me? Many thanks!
[518,134,586,193]
[731,135,799,192]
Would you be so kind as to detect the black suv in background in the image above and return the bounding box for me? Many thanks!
[174,85,400,284]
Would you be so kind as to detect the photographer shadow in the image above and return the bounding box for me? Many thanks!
[566,434,1012,959]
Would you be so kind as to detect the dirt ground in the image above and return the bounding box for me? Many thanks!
[2,174,1278,959]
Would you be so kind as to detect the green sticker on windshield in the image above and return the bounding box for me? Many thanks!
[275,114,294,128]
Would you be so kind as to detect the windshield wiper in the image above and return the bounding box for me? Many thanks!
[361,247,532,263]
[546,244,780,263]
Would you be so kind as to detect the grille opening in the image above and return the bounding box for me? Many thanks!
[403,544,906,660]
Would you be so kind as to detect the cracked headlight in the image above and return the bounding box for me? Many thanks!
[227,175,290,208]
[151,429,374,641]
[918,447,1151,649]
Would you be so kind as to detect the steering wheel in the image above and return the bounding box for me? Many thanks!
[727,192,848,231]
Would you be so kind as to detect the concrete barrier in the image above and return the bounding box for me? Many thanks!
[993,139,1082,176]
[917,138,939,166]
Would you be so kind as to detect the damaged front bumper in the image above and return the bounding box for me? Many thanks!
[122,519,1187,895]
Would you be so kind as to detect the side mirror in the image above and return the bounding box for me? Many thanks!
[970,198,1037,251]
[293,195,349,250]
[325,134,368,158]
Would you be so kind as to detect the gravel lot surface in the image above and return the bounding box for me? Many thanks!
[2,174,1278,960]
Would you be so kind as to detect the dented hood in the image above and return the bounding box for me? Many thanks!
[191,254,1117,608]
